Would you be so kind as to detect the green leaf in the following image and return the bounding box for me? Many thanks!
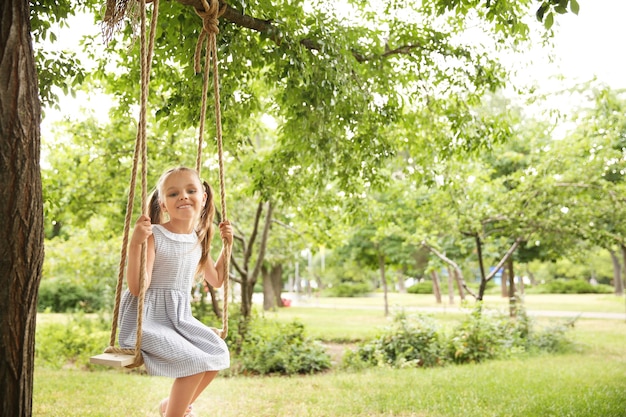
[554,5,567,14]
[570,0,580,15]
[536,3,548,22]
[544,12,554,29]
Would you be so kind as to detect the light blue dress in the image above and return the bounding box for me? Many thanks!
[118,225,230,377]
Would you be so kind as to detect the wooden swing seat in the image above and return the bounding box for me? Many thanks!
[90,352,136,367]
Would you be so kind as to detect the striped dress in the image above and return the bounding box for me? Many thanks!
[118,225,230,377]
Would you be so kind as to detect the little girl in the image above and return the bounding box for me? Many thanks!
[118,166,232,417]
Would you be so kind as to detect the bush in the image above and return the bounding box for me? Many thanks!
[38,278,108,312]
[407,281,433,294]
[35,314,111,369]
[322,282,371,297]
[530,279,613,294]
[236,320,331,375]
[529,321,578,353]
[344,313,444,369]
[446,306,509,364]
[343,306,576,371]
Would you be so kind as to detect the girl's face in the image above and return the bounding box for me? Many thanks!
[159,170,206,222]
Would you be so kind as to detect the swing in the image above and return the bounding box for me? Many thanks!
[90,0,230,368]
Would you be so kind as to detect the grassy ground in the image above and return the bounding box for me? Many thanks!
[33,294,626,417]
[281,292,626,314]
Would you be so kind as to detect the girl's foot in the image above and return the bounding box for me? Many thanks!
[158,398,196,417]
[159,398,168,417]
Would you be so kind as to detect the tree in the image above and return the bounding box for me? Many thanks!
[3,0,569,412]
[0,2,44,416]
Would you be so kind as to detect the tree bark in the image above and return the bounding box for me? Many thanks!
[378,251,389,317]
[609,249,621,295]
[0,1,44,415]
[272,264,284,307]
[500,265,508,298]
[261,264,275,311]
[618,245,626,296]
[507,257,516,317]
[447,268,455,305]
[453,268,465,301]
[262,263,284,310]
[431,271,442,304]
[396,270,407,294]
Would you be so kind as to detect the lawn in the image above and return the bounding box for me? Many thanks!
[33,294,626,416]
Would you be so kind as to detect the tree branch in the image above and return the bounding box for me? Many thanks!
[171,0,423,62]
[421,241,477,299]
[484,238,522,282]
[250,201,273,282]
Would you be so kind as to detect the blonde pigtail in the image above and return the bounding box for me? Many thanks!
[196,180,215,277]
[148,189,162,224]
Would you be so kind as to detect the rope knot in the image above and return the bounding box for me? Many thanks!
[194,0,226,74]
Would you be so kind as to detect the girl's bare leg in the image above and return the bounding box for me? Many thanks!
[165,371,219,417]
[190,370,219,404]
[166,373,203,417]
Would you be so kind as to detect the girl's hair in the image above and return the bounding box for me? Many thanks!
[148,167,215,277]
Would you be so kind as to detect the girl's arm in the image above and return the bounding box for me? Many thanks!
[203,221,233,288]
[126,214,155,296]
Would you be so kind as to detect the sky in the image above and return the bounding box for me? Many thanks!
[546,1,626,90]
[40,0,626,132]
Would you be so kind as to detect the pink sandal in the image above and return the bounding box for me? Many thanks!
[159,398,196,417]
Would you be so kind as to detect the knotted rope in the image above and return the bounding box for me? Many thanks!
[102,0,231,366]
[194,0,230,339]
[104,0,159,368]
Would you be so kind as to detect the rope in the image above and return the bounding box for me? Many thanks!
[104,0,160,368]
[194,0,230,339]
[103,0,230,367]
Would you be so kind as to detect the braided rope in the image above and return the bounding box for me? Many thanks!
[104,0,160,368]
[194,0,230,339]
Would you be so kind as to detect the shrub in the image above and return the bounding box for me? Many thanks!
[323,282,371,297]
[529,279,613,294]
[236,320,331,375]
[407,281,433,295]
[38,278,108,312]
[35,313,111,369]
[344,312,444,369]
[529,320,578,354]
[446,306,509,364]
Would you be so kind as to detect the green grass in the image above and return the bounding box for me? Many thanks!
[284,292,626,314]
[34,340,626,416]
[33,294,626,416]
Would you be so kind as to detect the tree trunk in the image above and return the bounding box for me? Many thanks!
[262,263,284,310]
[618,245,626,296]
[518,269,525,295]
[526,266,537,286]
[261,264,275,311]
[500,266,508,298]
[271,264,284,307]
[379,252,389,317]
[396,275,406,293]
[475,235,487,300]
[507,257,516,317]
[477,239,521,301]
[447,268,455,305]
[609,249,622,296]
[431,271,442,304]
[453,268,465,301]
[0,2,44,415]
[206,284,222,318]
[231,201,273,319]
